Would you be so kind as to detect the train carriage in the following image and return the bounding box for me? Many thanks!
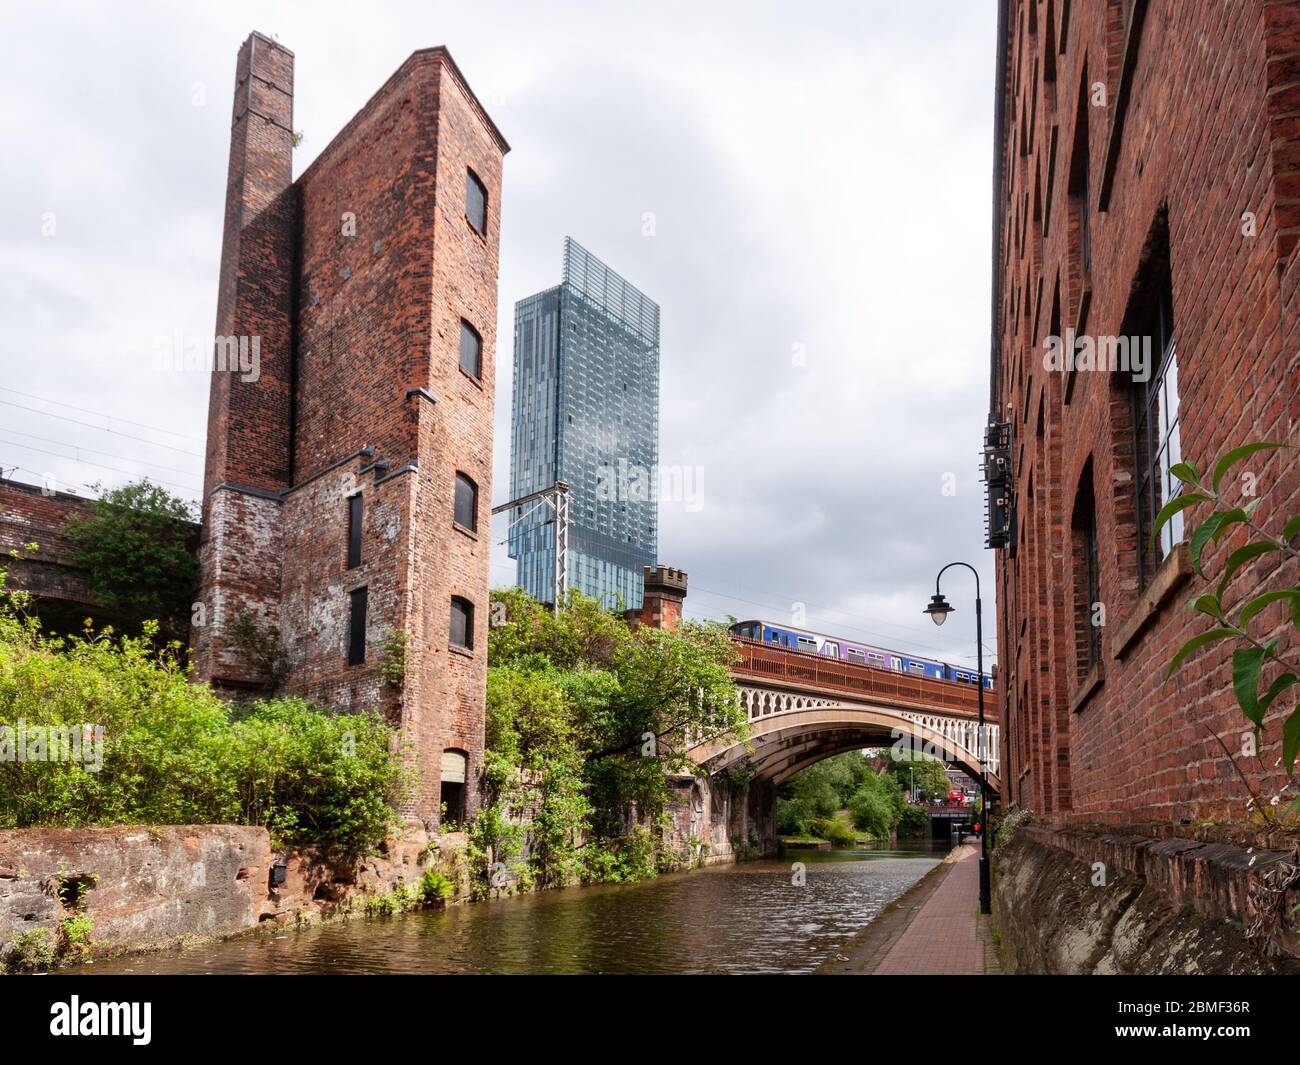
[729,619,993,689]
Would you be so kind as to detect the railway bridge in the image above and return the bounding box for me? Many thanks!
[668,638,1000,861]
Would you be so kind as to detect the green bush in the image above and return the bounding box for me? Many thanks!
[896,803,928,838]
[848,785,895,839]
[480,587,743,890]
[0,596,408,856]
[777,796,815,836]
[63,479,198,638]
[417,868,454,905]
[805,816,856,846]
[4,927,54,972]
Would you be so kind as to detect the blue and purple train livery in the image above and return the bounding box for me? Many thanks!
[729,619,994,689]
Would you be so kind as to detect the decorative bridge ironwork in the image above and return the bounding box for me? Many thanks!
[686,638,1001,794]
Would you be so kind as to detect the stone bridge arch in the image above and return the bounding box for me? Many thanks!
[688,702,1000,795]
[665,680,999,865]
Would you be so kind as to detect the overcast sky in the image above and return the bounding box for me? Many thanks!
[0,0,998,668]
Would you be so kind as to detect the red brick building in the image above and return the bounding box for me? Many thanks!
[0,479,99,630]
[991,0,1300,826]
[193,32,509,825]
[630,565,688,632]
[0,477,199,638]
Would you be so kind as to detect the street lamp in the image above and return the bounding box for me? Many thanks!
[924,562,991,915]
[923,593,953,626]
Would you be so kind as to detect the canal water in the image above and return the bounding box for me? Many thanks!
[80,843,947,975]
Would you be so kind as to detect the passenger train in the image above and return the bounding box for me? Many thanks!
[729,619,995,689]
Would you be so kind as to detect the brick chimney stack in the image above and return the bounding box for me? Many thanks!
[193,32,296,686]
[636,565,688,631]
[203,31,295,500]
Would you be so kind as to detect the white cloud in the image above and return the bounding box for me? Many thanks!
[0,0,998,666]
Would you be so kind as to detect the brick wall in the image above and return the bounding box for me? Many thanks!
[0,479,95,607]
[992,0,1300,826]
[194,33,508,824]
[633,565,688,631]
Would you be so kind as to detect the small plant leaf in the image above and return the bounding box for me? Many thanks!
[1168,461,1201,486]
[1211,442,1284,494]
[1216,541,1280,600]
[1167,628,1236,676]
[1259,673,1298,715]
[1283,705,1300,778]
[1190,511,1236,575]
[1189,592,1224,621]
[1283,514,1300,542]
[1151,493,1212,551]
[1232,647,1268,726]
[1239,589,1300,628]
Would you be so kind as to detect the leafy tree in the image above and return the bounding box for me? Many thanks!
[896,803,928,838]
[478,587,745,889]
[779,752,906,842]
[847,768,906,838]
[1159,442,1300,800]
[882,750,951,800]
[64,480,198,638]
[0,566,407,856]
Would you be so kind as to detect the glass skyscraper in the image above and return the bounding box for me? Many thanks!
[509,238,660,609]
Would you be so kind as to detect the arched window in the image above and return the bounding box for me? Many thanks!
[1127,216,1180,587]
[450,596,474,651]
[454,472,477,531]
[441,749,469,824]
[465,168,487,235]
[459,320,482,379]
[1070,463,1100,679]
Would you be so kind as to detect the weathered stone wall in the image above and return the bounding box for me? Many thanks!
[192,486,283,689]
[993,824,1300,974]
[0,826,270,960]
[663,773,778,864]
[0,479,96,607]
[260,822,471,926]
[0,822,472,967]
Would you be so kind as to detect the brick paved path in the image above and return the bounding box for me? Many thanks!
[873,845,1002,975]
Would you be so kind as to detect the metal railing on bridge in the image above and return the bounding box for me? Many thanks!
[729,637,996,720]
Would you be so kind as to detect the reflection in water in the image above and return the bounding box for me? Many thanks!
[81,844,946,975]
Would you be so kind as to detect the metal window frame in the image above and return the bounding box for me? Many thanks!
[1132,283,1178,588]
[449,595,474,651]
[459,319,483,379]
[454,472,477,531]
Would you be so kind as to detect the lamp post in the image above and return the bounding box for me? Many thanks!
[923,562,992,915]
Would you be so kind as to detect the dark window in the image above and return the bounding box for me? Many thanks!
[1068,79,1092,282]
[1072,470,1101,678]
[348,587,368,665]
[440,749,468,826]
[347,493,362,569]
[454,472,478,531]
[450,596,474,651]
[440,780,465,825]
[459,320,482,379]
[1131,260,1180,587]
[466,169,487,235]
